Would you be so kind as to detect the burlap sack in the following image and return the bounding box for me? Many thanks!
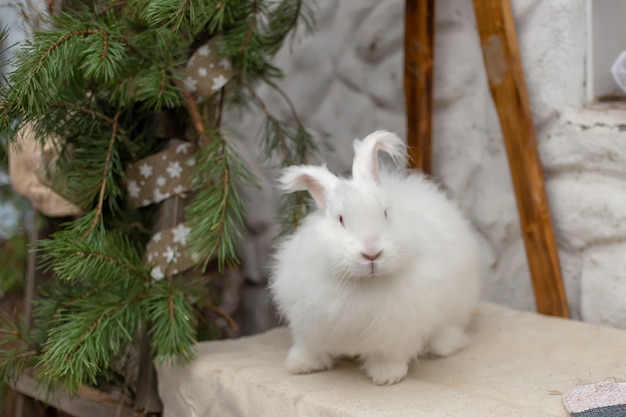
[8,124,82,217]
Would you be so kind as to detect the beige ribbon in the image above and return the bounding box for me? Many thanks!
[128,39,234,279]
[146,222,198,280]
[182,38,234,100]
[125,140,197,208]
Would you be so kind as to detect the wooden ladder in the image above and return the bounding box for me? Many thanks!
[404,0,569,318]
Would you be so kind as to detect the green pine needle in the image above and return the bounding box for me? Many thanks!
[186,131,258,271]
[38,214,148,285]
[144,280,198,364]
[0,310,37,391]
[37,285,143,392]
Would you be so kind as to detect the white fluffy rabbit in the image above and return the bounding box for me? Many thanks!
[269,131,480,385]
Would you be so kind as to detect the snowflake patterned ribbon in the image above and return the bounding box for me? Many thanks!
[125,139,202,278]
[147,222,200,280]
[182,38,233,100]
[125,140,197,208]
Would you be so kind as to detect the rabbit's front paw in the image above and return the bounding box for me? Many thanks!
[286,345,333,374]
[428,326,470,357]
[363,356,408,386]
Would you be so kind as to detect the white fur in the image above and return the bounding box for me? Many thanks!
[270,131,481,385]
[352,130,406,183]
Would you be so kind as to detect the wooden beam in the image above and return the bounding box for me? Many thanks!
[15,373,137,417]
[472,0,569,317]
[404,0,435,174]
[15,213,58,417]
[134,327,162,413]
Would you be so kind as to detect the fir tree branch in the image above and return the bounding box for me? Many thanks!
[68,297,137,358]
[186,134,255,270]
[87,110,121,236]
[159,67,168,102]
[246,85,291,165]
[204,303,238,332]
[51,103,135,158]
[0,310,37,399]
[39,219,147,286]
[39,291,143,391]
[267,79,304,128]
[145,281,197,363]
[43,278,143,362]
[216,89,225,128]
[201,145,231,267]
[14,350,37,360]
[52,103,115,124]
[34,29,106,75]
[175,79,211,145]
[238,0,258,54]
[172,0,191,31]
[290,0,304,31]
[96,0,129,16]
[243,82,317,231]
[50,281,116,324]
[74,251,145,281]
[46,0,55,14]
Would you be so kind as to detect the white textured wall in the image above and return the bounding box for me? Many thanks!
[228,0,626,328]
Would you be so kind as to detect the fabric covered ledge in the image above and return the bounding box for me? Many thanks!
[156,303,626,417]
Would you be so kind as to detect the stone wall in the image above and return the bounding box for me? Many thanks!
[227,0,626,329]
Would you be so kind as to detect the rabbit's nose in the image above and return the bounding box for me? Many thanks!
[361,250,382,261]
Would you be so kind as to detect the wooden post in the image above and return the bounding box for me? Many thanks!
[404,0,435,174]
[472,0,569,317]
[15,213,57,417]
[134,326,162,413]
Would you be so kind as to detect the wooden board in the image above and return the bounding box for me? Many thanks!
[15,373,138,417]
[472,0,569,317]
[404,0,435,174]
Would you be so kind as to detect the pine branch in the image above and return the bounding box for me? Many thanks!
[87,110,122,236]
[0,310,38,409]
[243,78,318,232]
[52,103,136,158]
[246,85,292,165]
[96,0,129,16]
[216,88,225,128]
[34,29,106,72]
[39,216,148,285]
[50,280,118,325]
[175,79,211,145]
[73,251,145,281]
[204,303,239,333]
[52,102,116,125]
[38,289,143,392]
[237,0,258,55]
[186,132,258,270]
[144,280,197,363]
[266,79,305,128]
[207,151,230,259]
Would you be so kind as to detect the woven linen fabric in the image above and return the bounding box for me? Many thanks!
[563,382,626,417]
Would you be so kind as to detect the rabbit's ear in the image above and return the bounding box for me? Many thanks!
[279,165,338,210]
[352,130,405,183]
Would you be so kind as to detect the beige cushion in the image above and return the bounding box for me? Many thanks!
[156,303,626,417]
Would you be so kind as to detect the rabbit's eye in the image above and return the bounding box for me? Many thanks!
[339,215,344,226]
[384,210,388,219]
